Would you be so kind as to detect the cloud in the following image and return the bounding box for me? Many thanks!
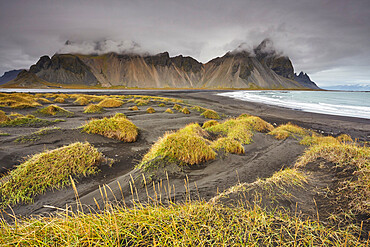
[58,40,146,55]
[0,0,369,86]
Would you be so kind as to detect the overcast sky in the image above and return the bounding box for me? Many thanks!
[0,0,369,87]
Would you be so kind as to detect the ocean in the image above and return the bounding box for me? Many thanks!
[218,90,370,120]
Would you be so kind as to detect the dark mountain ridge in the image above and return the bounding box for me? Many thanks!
[4,39,320,89]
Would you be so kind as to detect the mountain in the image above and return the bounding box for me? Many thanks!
[294,71,319,89]
[3,70,53,88]
[0,69,23,85]
[323,84,370,91]
[4,40,320,89]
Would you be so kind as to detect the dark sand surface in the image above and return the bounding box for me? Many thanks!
[0,90,369,218]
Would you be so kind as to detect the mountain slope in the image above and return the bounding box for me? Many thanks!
[0,69,23,85]
[4,40,320,89]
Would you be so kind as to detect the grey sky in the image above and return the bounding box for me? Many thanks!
[0,0,369,87]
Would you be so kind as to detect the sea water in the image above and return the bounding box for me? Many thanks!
[218,91,370,120]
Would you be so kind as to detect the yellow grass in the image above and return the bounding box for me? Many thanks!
[97,98,124,108]
[140,123,216,168]
[129,106,139,111]
[165,108,173,114]
[0,142,105,207]
[269,123,308,140]
[83,104,104,114]
[202,120,219,128]
[82,114,138,142]
[201,109,220,119]
[36,104,74,116]
[146,107,155,113]
[74,96,89,105]
[211,137,245,154]
[181,107,190,114]
[54,97,65,103]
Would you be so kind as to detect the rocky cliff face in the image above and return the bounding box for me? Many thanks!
[6,40,319,89]
[294,71,319,89]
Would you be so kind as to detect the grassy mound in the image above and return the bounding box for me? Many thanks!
[0,142,105,207]
[296,142,370,215]
[140,123,216,169]
[202,120,218,128]
[15,127,61,143]
[129,106,139,111]
[0,93,41,108]
[158,103,166,107]
[74,96,89,105]
[97,98,124,108]
[0,110,9,122]
[269,123,308,140]
[181,107,190,114]
[146,107,155,113]
[211,137,245,154]
[165,108,173,114]
[82,114,138,142]
[0,200,364,245]
[54,97,65,103]
[0,115,62,127]
[191,105,207,113]
[83,104,104,114]
[36,104,74,117]
[173,104,182,111]
[201,109,220,119]
[36,97,52,104]
[135,99,149,106]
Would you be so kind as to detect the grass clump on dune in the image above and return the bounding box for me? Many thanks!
[158,103,166,107]
[202,120,219,128]
[201,109,220,119]
[191,105,207,113]
[165,108,173,114]
[181,107,190,114]
[211,137,244,154]
[296,141,369,215]
[82,114,138,142]
[135,99,149,106]
[97,98,124,108]
[0,114,61,127]
[0,93,41,109]
[54,97,65,103]
[0,110,10,122]
[83,104,104,114]
[146,107,155,113]
[36,104,74,117]
[269,123,308,140]
[173,104,182,111]
[139,123,216,169]
[129,106,139,111]
[74,96,89,105]
[35,97,52,104]
[0,142,105,208]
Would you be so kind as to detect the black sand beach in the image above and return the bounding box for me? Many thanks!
[0,90,369,219]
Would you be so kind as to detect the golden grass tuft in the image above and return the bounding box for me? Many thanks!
[0,142,105,207]
[238,116,274,132]
[146,107,155,113]
[337,133,353,143]
[0,110,9,123]
[211,137,245,154]
[173,104,182,111]
[201,109,220,119]
[129,105,139,111]
[0,93,41,108]
[206,119,253,144]
[35,97,52,104]
[74,96,89,105]
[0,115,60,127]
[82,114,138,142]
[269,123,308,140]
[202,120,219,128]
[36,104,74,117]
[83,104,104,114]
[158,103,166,107]
[135,99,149,106]
[181,107,190,114]
[165,108,173,114]
[97,98,124,108]
[191,105,207,112]
[54,97,65,103]
[140,123,216,169]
